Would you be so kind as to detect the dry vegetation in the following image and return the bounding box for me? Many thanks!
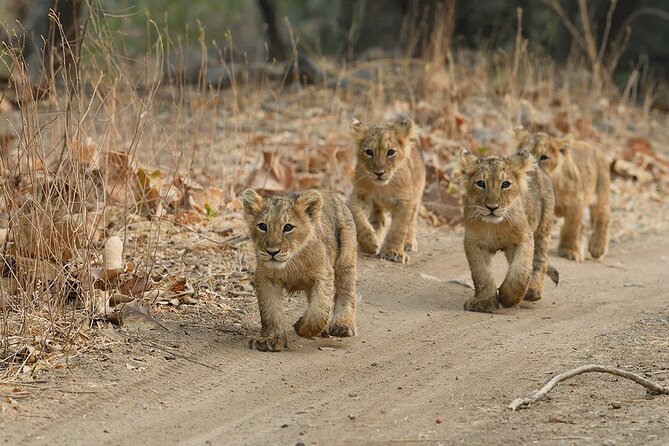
[0,4,668,385]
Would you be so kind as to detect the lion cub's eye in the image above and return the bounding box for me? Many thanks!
[475,180,486,189]
[364,149,373,157]
[257,223,267,232]
[501,181,511,190]
[387,149,396,157]
[539,154,549,161]
[283,224,295,233]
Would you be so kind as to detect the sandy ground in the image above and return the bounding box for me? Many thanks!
[1,227,668,446]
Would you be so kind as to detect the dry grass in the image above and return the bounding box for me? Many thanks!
[0,4,668,381]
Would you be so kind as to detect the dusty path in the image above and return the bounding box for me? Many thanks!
[2,228,669,445]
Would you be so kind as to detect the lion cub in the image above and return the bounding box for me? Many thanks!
[518,132,611,261]
[242,189,358,352]
[459,149,556,313]
[349,117,426,264]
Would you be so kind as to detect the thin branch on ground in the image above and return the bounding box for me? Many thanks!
[509,364,669,411]
[143,340,224,373]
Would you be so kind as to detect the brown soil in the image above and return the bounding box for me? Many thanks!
[1,227,668,446]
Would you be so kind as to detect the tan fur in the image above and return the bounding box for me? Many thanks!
[349,117,426,264]
[518,131,611,261]
[242,189,358,352]
[459,149,555,312]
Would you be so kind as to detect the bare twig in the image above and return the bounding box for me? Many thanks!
[158,216,248,246]
[446,279,475,290]
[143,340,224,373]
[541,0,587,54]
[509,365,669,411]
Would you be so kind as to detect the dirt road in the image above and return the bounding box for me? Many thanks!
[2,228,669,445]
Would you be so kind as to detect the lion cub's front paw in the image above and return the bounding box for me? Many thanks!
[248,333,288,352]
[558,246,583,262]
[523,288,542,302]
[464,296,498,313]
[328,319,357,337]
[293,316,328,339]
[369,216,388,233]
[588,239,607,260]
[359,234,380,255]
[379,246,408,264]
[404,236,417,253]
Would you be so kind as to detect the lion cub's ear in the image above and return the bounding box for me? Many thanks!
[242,188,264,219]
[558,134,574,154]
[513,125,529,144]
[296,190,323,221]
[393,117,417,141]
[510,149,533,173]
[458,147,478,176]
[350,119,369,142]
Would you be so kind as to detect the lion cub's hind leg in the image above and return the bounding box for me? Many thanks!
[403,203,420,253]
[558,206,584,262]
[350,196,380,255]
[328,229,358,337]
[524,228,552,302]
[588,172,611,260]
[524,193,554,302]
[369,202,388,235]
[498,243,533,308]
[293,273,333,339]
[588,203,610,259]
[328,264,357,337]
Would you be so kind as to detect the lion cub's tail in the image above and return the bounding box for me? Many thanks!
[546,265,560,286]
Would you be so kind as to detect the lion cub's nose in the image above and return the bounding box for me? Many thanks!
[266,248,281,257]
[486,204,500,212]
[374,171,385,178]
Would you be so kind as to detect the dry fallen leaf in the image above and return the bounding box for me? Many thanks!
[189,187,225,214]
[117,300,163,330]
[119,274,150,298]
[136,168,161,214]
[102,150,140,206]
[0,133,17,157]
[69,137,99,167]
[108,293,134,306]
[422,181,463,227]
[610,159,653,183]
[246,151,294,194]
[174,209,204,225]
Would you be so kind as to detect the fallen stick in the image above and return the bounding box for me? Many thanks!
[509,364,669,411]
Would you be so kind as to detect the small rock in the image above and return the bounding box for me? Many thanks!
[611,402,622,409]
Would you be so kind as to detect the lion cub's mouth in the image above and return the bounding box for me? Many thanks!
[264,258,288,268]
[482,214,504,223]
